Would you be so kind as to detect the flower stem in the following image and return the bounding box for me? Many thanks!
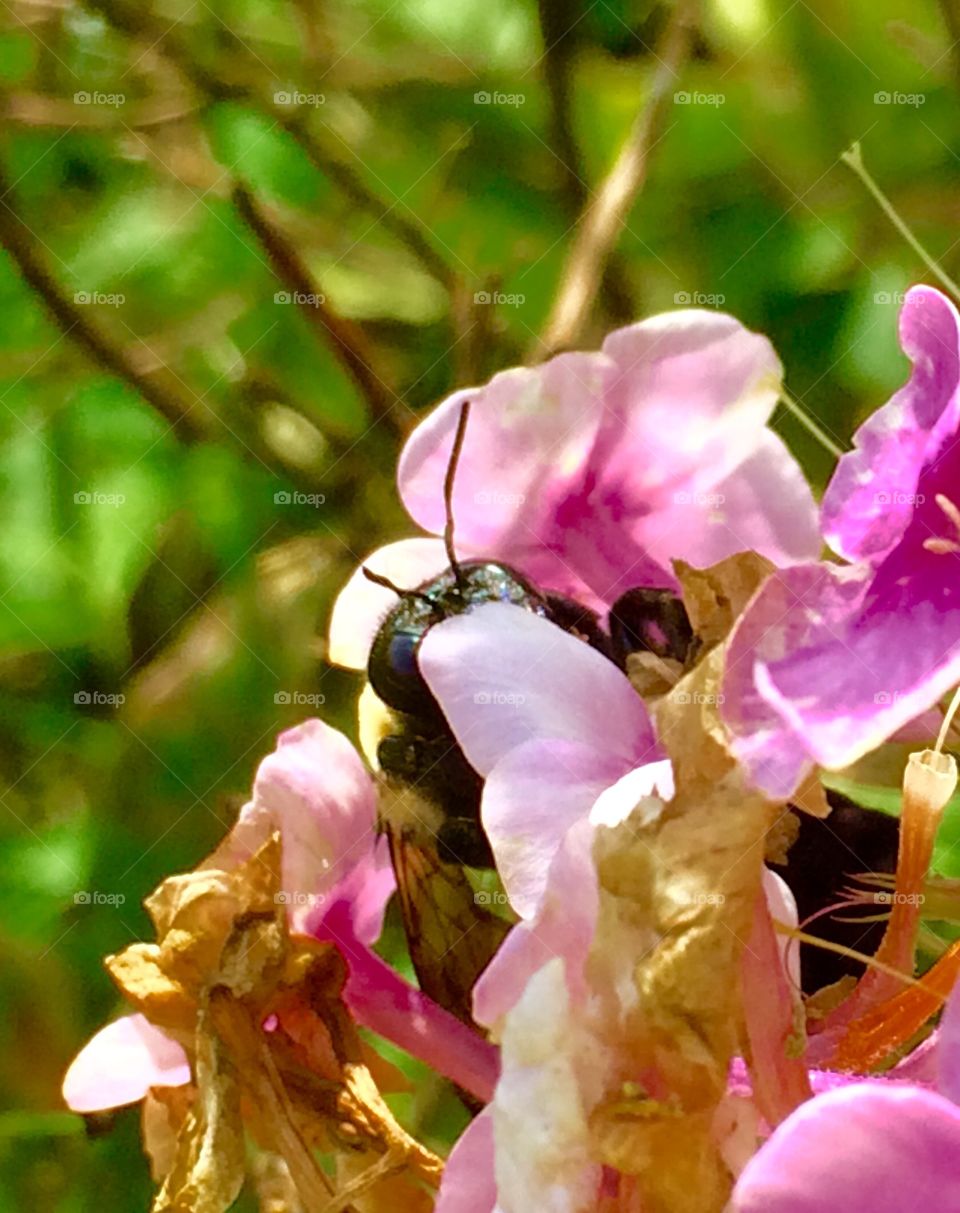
[841,142,960,303]
[778,390,846,459]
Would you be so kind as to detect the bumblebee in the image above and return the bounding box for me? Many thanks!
[360,403,694,1026]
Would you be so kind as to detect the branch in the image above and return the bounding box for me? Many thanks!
[0,167,204,439]
[232,183,402,431]
[87,0,458,293]
[535,0,696,358]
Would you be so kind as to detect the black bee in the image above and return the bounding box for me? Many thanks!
[361,402,692,1025]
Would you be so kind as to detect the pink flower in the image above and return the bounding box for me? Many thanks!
[63,721,498,1112]
[402,311,818,610]
[724,285,960,796]
[329,310,820,670]
[731,978,960,1211]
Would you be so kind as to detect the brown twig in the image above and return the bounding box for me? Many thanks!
[535,0,696,358]
[535,0,636,330]
[87,0,458,294]
[232,183,402,431]
[0,166,205,439]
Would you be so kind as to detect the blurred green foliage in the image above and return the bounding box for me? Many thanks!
[3,0,960,1207]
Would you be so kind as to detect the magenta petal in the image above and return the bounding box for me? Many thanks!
[823,286,960,565]
[757,591,960,778]
[723,562,869,796]
[328,537,449,670]
[419,603,657,777]
[62,1015,190,1112]
[732,1084,960,1212]
[337,931,498,1104]
[435,1111,498,1213]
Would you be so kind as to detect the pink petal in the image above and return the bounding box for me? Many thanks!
[473,816,598,1027]
[328,537,449,670]
[938,976,960,1105]
[598,309,784,504]
[482,739,628,918]
[636,430,820,572]
[474,758,672,1026]
[210,720,393,938]
[418,603,658,777]
[398,362,607,556]
[435,1111,499,1213]
[731,1084,960,1212]
[62,1015,190,1112]
[823,286,960,565]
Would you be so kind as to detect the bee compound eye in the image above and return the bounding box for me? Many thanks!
[377,733,422,779]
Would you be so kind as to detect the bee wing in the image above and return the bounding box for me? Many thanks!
[387,827,510,1027]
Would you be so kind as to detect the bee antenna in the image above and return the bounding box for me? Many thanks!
[362,566,435,608]
[444,400,471,591]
